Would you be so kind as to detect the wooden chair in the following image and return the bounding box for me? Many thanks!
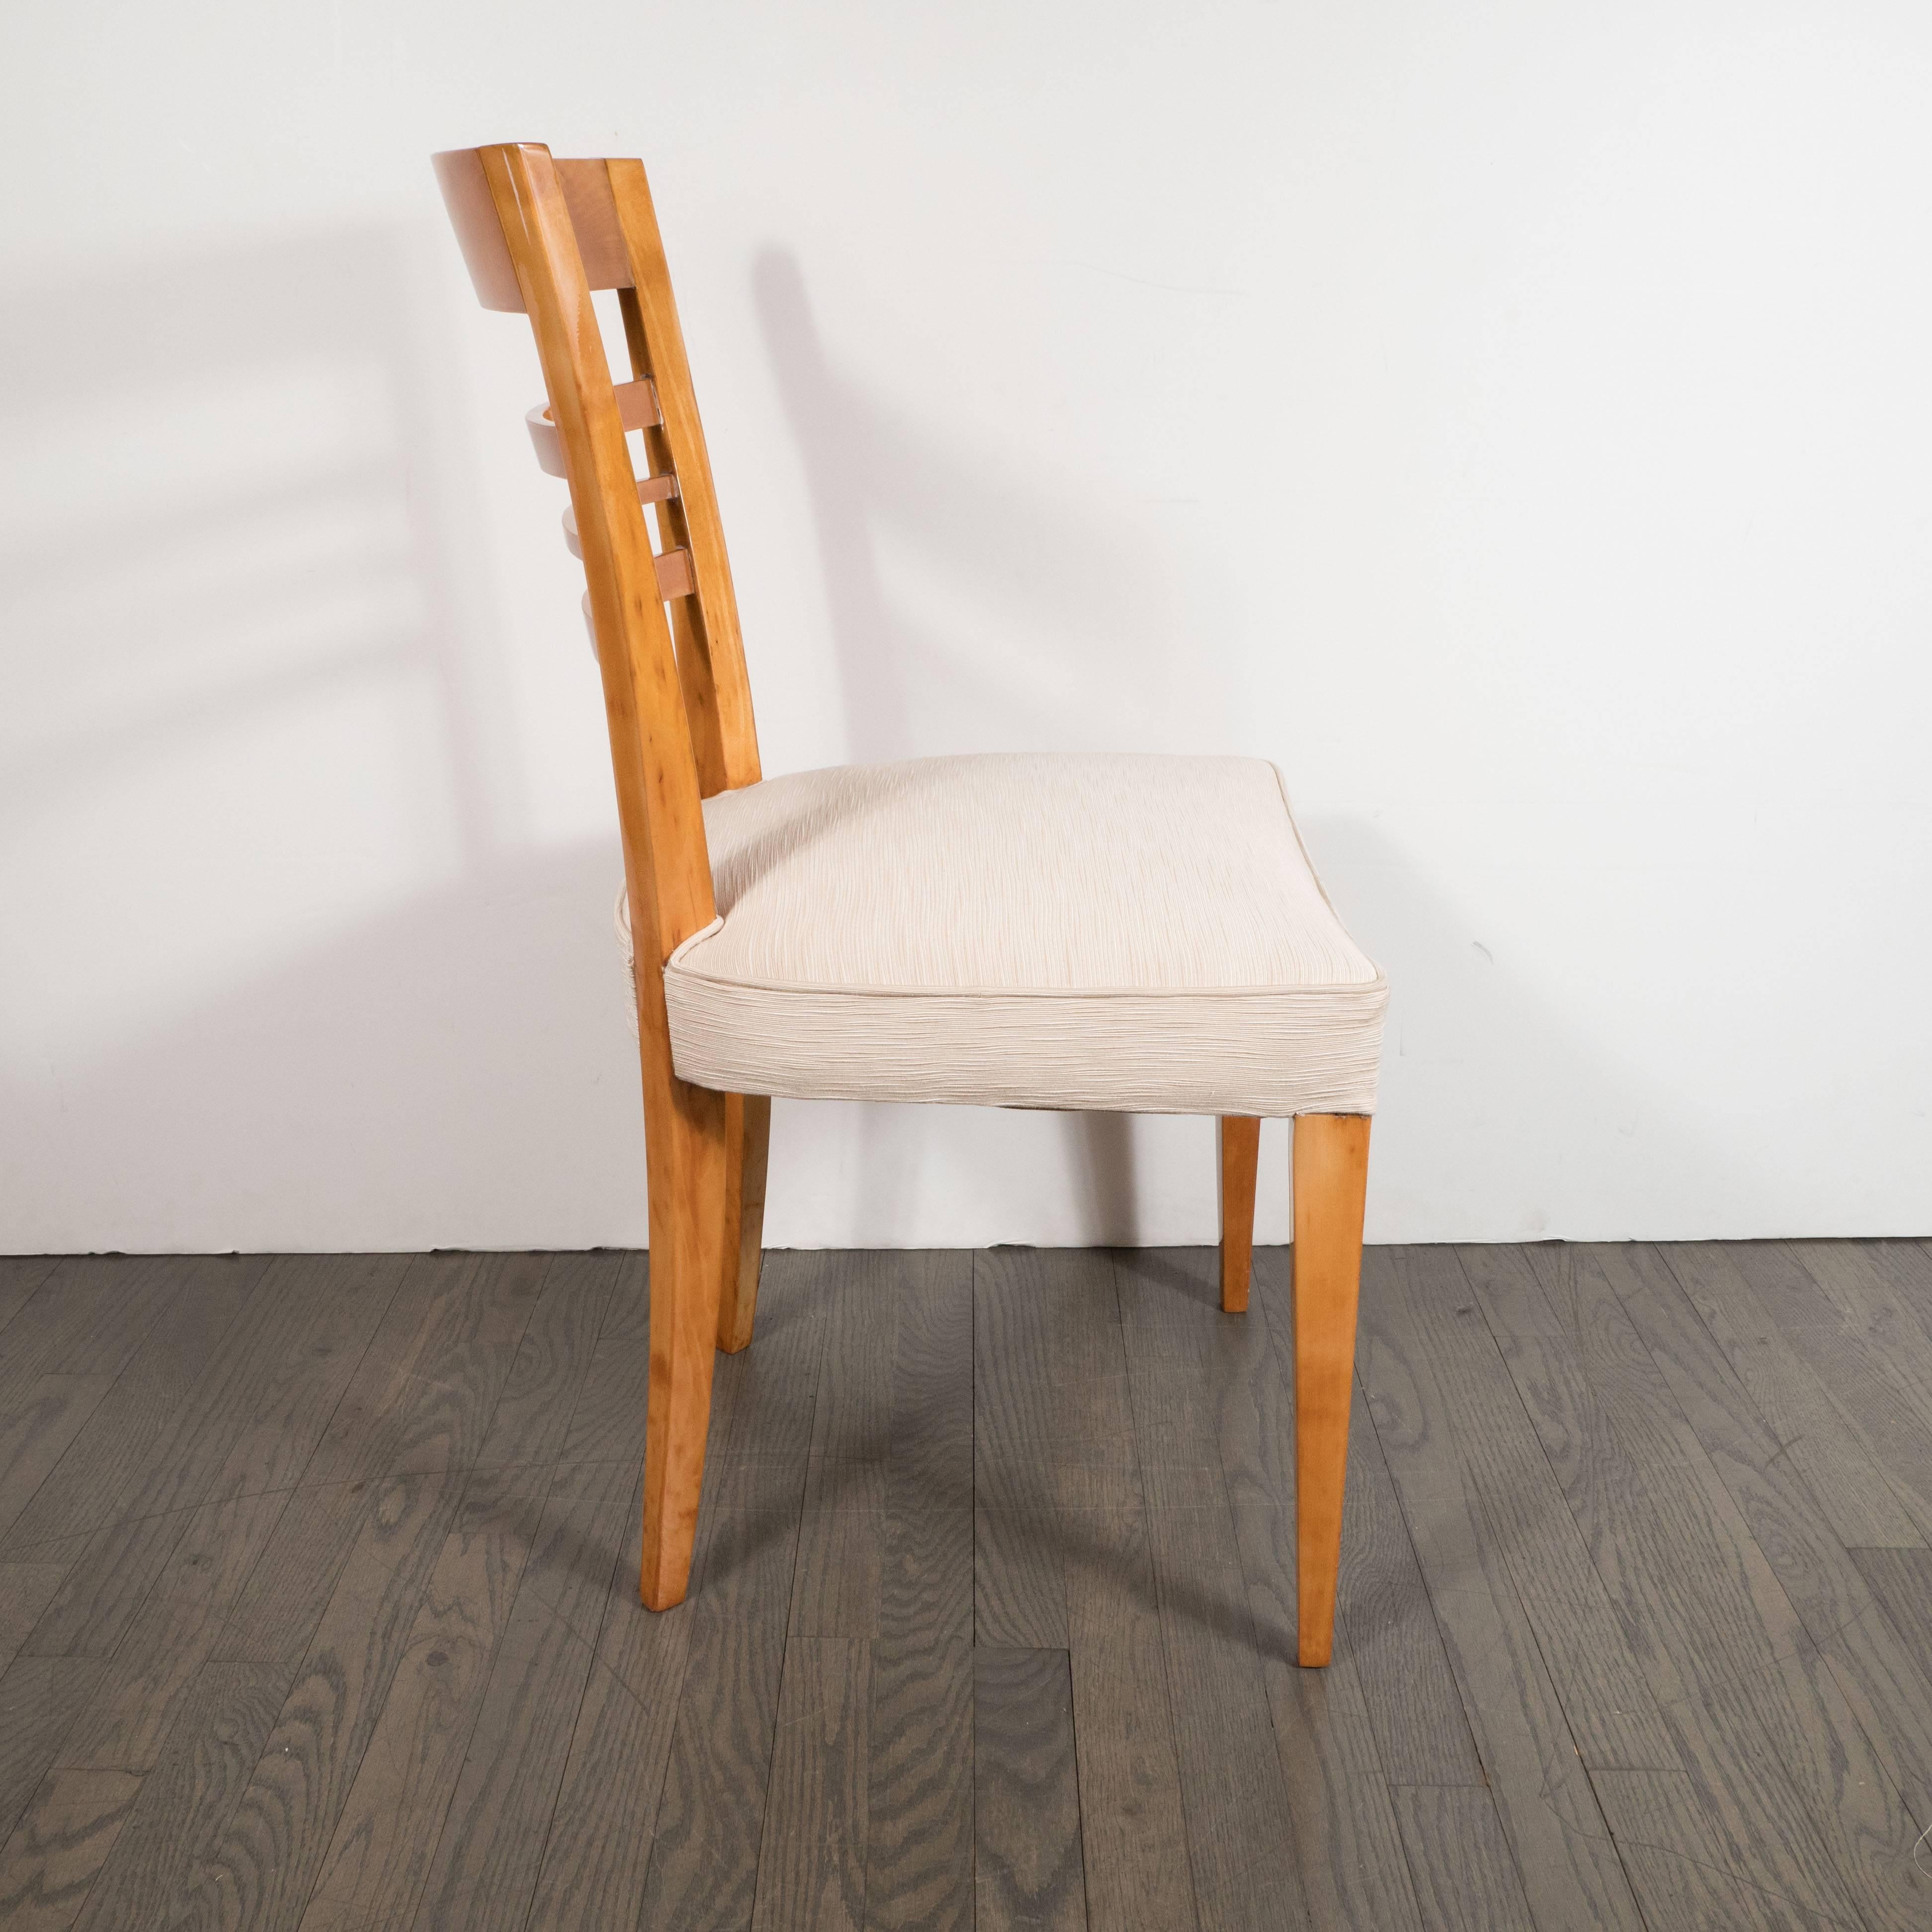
[432,143,1385,1666]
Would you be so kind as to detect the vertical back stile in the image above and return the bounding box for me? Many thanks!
[605,159,762,796]
[435,139,755,1617]
[472,143,717,973]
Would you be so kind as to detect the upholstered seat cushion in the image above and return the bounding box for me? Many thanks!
[656,752,1386,1116]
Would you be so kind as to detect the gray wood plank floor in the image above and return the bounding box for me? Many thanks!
[0,1241,1929,1930]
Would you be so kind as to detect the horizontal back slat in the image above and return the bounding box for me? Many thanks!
[434,148,638,307]
[527,379,659,475]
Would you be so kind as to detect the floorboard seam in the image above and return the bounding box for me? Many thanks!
[508,1561,612,1932]
[397,1455,553,1932]
[1550,1249,1932,1931]
[739,1273,830,1932]
[1349,1367,1514,1926]
[236,1253,424,1680]
[502,1258,651,1932]
[1250,1255,1456,1932]
[10,1454,644,1568]
[1104,1246,1222,1932]
[1444,1247,1680,1931]
[0,1258,245,1560]
[1608,1827,1864,1931]
[1608,1247,1932,1931]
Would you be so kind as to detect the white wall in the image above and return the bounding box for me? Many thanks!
[4,0,1929,1252]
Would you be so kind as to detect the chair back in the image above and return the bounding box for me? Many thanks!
[432,142,761,983]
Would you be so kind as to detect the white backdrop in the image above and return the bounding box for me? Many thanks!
[3,0,1929,1251]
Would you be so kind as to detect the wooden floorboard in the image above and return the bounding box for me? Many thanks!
[0,1256,267,1562]
[1239,1265,1427,1932]
[865,1636,973,1932]
[197,1464,465,1932]
[751,1635,869,1932]
[1503,1244,1931,1930]
[69,1660,297,1932]
[1389,1784,1537,1932]
[0,1258,187,1417]
[1062,1500,1197,1932]
[1114,1248,1312,1932]
[0,1258,64,1350]
[1356,1247,1649,1932]
[294,1464,548,1932]
[23,1254,408,1666]
[0,1761,144,1930]
[0,1238,1928,1930]
[407,1458,634,1932]
[973,1646,1086,1932]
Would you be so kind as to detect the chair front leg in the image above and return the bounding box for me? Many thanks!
[715,1093,771,1354]
[1291,1112,1371,1666]
[1217,1115,1261,1312]
[640,1064,731,1611]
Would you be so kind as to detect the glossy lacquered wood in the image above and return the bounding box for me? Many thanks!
[1218,1116,1260,1313]
[1291,1113,1371,1667]
[452,144,731,1611]
[715,1093,771,1355]
[608,160,761,799]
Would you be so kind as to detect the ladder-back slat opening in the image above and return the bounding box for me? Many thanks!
[527,379,659,476]
[433,139,760,975]
[564,485,684,560]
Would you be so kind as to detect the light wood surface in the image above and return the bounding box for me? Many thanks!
[551,157,635,292]
[562,482,681,558]
[608,160,761,798]
[526,381,661,475]
[467,143,728,1610]
[714,1094,771,1355]
[435,149,768,1606]
[1291,1112,1371,1667]
[431,148,525,312]
[650,548,695,600]
[1217,1115,1260,1313]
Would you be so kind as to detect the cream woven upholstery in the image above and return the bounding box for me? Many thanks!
[647,752,1385,1115]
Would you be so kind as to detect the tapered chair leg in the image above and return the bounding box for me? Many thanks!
[1217,1116,1260,1312]
[715,1093,771,1354]
[640,1072,732,1610]
[1291,1112,1371,1666]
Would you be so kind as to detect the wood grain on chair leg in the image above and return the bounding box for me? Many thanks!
[1291,1112,1371,1666]
[714,1093,771,1354]
[640,1064,732,1611]
[1217,1116,1260,1313]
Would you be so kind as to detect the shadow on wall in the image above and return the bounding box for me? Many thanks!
[1299,817,1749,1243]
[752,244,1235,1247]
[749,246,1238,762]
[5,837,655,1252]
[755,819,1744,1248]
[0,226,1736,1250]
[749,243,1737,1244]
[0,226,515,863]
[0,223,650,1249]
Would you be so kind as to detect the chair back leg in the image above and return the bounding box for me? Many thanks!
[1217,1116,1261,1312]
[715,1094,772,1354]
[640,1071,732,1610]
[1290,1112,1372,1666]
